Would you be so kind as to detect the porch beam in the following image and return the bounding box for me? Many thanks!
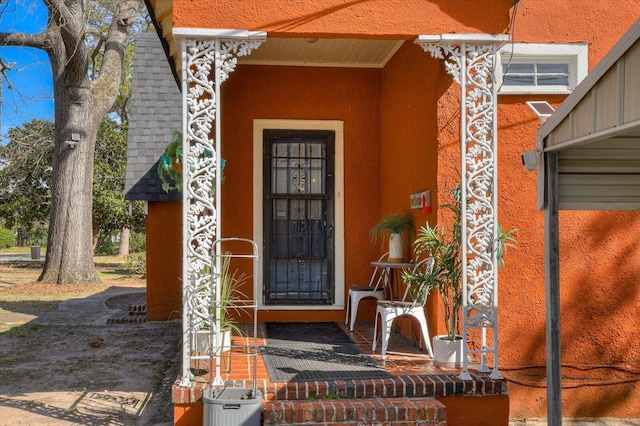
[174,29,266,387]
[544,151,562,424]
[417,34,511,44]
[416,34,508,381]
[173,28,267,41]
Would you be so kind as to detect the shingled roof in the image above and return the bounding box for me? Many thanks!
[125,32,182,201]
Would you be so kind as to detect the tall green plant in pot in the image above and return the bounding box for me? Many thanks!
[194,254,249,355]
[370,212,414,262]
[403,184,516,366]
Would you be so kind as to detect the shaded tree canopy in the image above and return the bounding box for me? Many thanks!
[93,118,145,247]
[0,117,145,248]
[0,119,53,242]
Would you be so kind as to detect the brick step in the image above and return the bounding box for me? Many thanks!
[222,373,503,402]
[128,303,147,315]
[262,397,447,425]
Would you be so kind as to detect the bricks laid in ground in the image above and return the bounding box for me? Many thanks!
[129,304,147,315]
[107,314,147,324]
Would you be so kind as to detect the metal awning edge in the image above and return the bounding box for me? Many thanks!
[543,120,640,153]
[537,18,640,147]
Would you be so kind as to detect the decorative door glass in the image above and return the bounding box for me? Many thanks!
[263,130,334,305]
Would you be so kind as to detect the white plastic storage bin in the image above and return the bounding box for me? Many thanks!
[203,387,262,426]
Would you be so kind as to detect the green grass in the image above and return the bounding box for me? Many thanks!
[322,388,340,400]
[6,324,44,338]
[0,246,46,255]
[94,255,128,266]
[0,253,144,285]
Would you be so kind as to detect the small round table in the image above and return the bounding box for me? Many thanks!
[370,260,414,300]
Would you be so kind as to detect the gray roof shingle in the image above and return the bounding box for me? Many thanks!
[125,32,182,201]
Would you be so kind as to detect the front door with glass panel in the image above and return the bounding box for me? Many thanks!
[263,130,335,305]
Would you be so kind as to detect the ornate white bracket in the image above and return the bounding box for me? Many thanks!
[416,34,509,381]
[174,29,266,386]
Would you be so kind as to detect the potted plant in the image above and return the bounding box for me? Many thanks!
[370,212,414,262]
[403,184,516,367]
[158,130,225,194]
[193,253,249,354]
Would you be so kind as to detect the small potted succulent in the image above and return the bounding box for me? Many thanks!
[158,130,225,194]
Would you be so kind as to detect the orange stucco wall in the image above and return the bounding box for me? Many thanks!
[433,0,640,420]
[377,40,445,340]
[437,395,510,426]
[173,0,515,37]
[146,201,182,321]
[221,65,383,322]
[158,0,640,422]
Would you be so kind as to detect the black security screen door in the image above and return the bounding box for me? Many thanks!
[263,130,335,305]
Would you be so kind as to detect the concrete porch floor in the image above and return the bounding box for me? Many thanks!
[173,320,509,425]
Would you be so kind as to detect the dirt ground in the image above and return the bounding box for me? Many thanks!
[0,262,182,426]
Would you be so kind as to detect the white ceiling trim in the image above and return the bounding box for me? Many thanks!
[237,37,405,68]
[172,27,267,40]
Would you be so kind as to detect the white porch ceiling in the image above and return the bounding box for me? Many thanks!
[237,37,405,68]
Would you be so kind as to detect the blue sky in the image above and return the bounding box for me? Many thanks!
[0,0,52,140]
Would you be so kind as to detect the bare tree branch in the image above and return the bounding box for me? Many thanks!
[90,38,104,79]
[91,0,143,116]
[39,0,89,89]
[43,0,74,34]
[0,57,15,89]
[0,31,47,49]
[85,26,106,41]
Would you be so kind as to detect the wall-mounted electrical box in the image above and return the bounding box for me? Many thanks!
[410,190,431,214]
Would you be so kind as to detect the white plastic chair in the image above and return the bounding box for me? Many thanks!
[372,257,434,359]
[344,252,390,332]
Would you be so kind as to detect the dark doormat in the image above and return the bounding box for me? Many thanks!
[260,322,392,383]
[265,321,353,345]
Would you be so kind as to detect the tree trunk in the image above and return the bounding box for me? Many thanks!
[92,223,101,253]
[118,227,130,257]
[36,0,143,284]
[39,80,102,284]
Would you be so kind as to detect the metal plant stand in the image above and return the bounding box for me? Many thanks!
[202,238,261,426]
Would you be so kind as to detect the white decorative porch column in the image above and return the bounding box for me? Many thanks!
[415,34,509,380]
[173,29,266,386]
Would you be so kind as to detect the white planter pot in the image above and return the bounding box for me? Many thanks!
[388,233,404,263]
[432,335,464,368]
[193,327,232,353]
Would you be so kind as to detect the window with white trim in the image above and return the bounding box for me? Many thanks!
[497,43,588,95]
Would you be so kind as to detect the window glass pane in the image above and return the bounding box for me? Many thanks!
[503,75,535,86]
[309,159,324,194]
[537,75,569,86]
[274,199,287,219]
[290,199,305,220]
[308,200,322,221]
[499,43,587,93]
[272,142,288,193]
[538,63,569,74]
[504,63,534,73]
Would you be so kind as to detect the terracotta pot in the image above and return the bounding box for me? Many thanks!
[432,335,464,368]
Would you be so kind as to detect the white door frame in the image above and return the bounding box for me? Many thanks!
[253,119,345,310]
